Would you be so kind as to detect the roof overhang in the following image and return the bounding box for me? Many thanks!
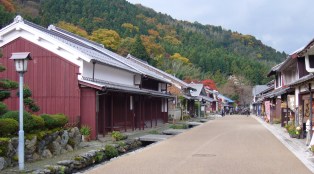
[79,77,174,98]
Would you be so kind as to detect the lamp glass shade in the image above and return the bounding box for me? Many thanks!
[14,59,28,72]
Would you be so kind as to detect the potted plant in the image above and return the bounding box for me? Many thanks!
[80,125,91,142]
[296,126,301,139]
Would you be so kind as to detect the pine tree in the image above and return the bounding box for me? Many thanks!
[0,49,18,115]
[130,35,150,62]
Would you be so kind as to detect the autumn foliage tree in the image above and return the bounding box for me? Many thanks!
[57,21,89,38]
[89,29,121,51]
[0,0,15,12]
[202,79,217,90]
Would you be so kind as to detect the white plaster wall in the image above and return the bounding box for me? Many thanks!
[299,82,314,93]
[284,69,298,85]
[83,61,135,86]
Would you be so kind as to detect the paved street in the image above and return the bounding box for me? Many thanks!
[85,115,312,174]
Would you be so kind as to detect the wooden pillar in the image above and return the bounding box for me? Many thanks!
[111,95,113,132]
[124,94,128,132]
[132,96,134,131]
[142,96,145,130]
[151,98,153,128]
[139,95,142,130]
[103,95,106,134]
[155,100,158,126]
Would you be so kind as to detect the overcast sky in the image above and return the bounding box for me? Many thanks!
[126,0,314,54]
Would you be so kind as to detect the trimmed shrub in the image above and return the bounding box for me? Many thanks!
[31,115,45,130]
[40,114,68,129]
[104,144,118,159]
[0,118,18,137]
[0,102,8,115]
[0,91,10,101]
[16,87,32,98]
[1,111,36,133]
[53,114,68,127]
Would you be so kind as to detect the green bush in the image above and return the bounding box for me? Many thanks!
[0,102,8,115]
[111,131,127,141]
[182,115,191,121]
[0,138,10,156]
[0,118,18,137]
[0,91,10,101]
[80,125,91,136]
[169,124,188,129]
[31,115,45,130]
[16,87,32,98]
[104,144,118,159]
[1,111,36,133]
[40,114,68,129]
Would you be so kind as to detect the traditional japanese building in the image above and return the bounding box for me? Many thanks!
[0,16,172,139]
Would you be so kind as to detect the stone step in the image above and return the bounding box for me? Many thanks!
[138,134,173,142]
[162,129,186,135]
[200,119,209,123]
[187,122,203,128]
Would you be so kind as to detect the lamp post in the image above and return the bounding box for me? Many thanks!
[10,52,32,171]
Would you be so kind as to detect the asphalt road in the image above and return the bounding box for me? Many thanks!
[85,115,312,174]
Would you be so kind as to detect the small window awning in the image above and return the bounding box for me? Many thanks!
[182,94,193,100]
[200,96,215,102]
[79,77,174,98]
[263,87,294,99]
[287,74,314,87]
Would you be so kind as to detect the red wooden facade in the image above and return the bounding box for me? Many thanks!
[96,92,167,136]
[1,37,168,140]
[0,38,81,123]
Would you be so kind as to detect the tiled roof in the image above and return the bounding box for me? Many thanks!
[22,20,138,73]
[297,38,314,57]
[263,87,293,98]
[189,84,204,97]
[267,62,284,77]
[49,26,169,83]
[126,54,191,88]
[288,74,314,87]
[252,85,268,96]
[217,94,234,103]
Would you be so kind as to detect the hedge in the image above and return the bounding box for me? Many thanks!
[1,111,45,133]
[40,114,68,129]
[31,115,45,130]
[0,102,8,115]
[0,118,18,137]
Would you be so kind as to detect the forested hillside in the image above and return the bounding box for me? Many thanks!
[0,0,286,87]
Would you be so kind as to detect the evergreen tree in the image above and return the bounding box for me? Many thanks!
[0,4,14,28]
[130,35,150,62]
[0,49,18,115]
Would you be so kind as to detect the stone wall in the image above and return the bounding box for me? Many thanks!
[0,127,81,171]
[32,139,142,174]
